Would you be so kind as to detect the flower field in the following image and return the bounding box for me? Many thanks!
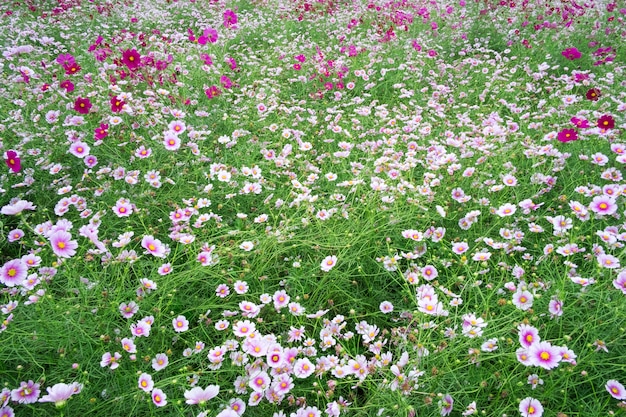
[1,0,625,416]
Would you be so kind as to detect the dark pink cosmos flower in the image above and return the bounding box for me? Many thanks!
[110,96,125,113]
[597,114,615,129]
[121,49,141,70]
[74,97,92,114]
[5,150,21,173]
[94,123,109,140]
[557,129,578,142]
[561,47,581,60]
[586,88,601,101]
[200,53,213,66]
[64,62,81,75]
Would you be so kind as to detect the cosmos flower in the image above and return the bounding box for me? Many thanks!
[519,397,544,417]
[605,380,626,400]
[121,49,141,70]
[4,150,21,173]
[561,47,581,60]
[184,385,220,405]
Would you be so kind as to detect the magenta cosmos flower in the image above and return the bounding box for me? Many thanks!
[561,47,581,60]
[519,397,544,417]
[0,259,28,287]
[528,341,561,370]
[606,379,626,400]
[4,150,21,173]
[49,230,78,258]
[184,385,220,405]
[557,128,578,142]
[121,49,141,70]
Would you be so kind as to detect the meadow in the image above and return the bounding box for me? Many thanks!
[0,0,625,416]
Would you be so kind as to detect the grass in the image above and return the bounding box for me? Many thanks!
[0,0,626,416]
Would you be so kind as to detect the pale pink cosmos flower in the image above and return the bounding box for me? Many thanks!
[606,379,626,400]
[49,230,78,258]
[320,255,337,272]
[131,320,151,338]
[519,397,543,417]
[518,324,540,348]
[613,271,626,294]
[151,388,167,407]
[440,394,453,416]
[119,301,139,318]
[0,259,28,287]
[1,199,36,215]
[163,131,181,150]
[272,290,290,310]
[495,203,517,217]
[512,289,534,311]
[112,198,133,217]
[528,341,562,370]
[141,235,169,258]
[248,371,271,392]
[68,141,90,158]
[379,301,394,314]
[121,337,136,353]
[152,353,169,371]
[548,298,564,318]
[100,352,121,369]
[589,195,617,216]
[184,385,220,405]
[293,358,315,378]
[11,380,40,404]
[452,242,469,255]
[138,373,154,392]
[38,382,82,406]
[172,315,189,332]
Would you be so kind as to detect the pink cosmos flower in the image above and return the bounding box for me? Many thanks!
[38,382,82,407]
[1,199,36,215]
[321,255,337,272]
[548,298,563,318]
[440,394,453,416]
[11,380,40,404]
[216,409,240,417]
[138,373,154,392]
[606,379,626,400]
[495,203,516,217]
[121,49,141,70]
[184,385,220,405]
[272,290,290,310]
[119,301,138,318]
[0,259,28,287]
[172,315,189,332]
[4,150,21,173]
[248,371,270,392]
[152,353,169,371]
[163,132,181,151]
[131,320,151,338]
[121,337,136,353]
[421,265,438,281]
[141,235,168,258]
[518,324,540,348]
[589,195,618,216]
[112,198,133,217]
[528,341,561,370]
[293,358,315,378]
[519,397,544,417]
[613,271,626,294]
[512,289,534,311]
[205,85,222,99]
[49,230,78,258]
[379,301,394,314]
[151,388,167,407]
[100,352,121,369]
